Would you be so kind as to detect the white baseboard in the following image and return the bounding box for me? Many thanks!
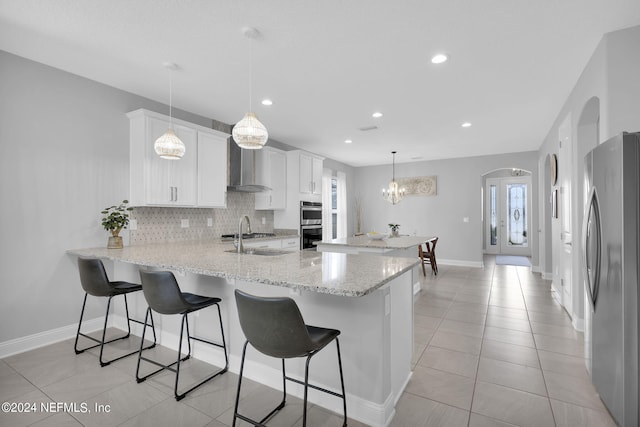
[438,259,484,268]
[572,316,585,332]
[0,317,104,359]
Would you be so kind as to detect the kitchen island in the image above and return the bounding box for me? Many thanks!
[316,235,435,294]
[67,240,417,426]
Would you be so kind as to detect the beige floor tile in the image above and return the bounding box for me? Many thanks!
[71,381,168,427]
[119,398,213,427]
[486,306,528,321]
[216,385,306,426]
[454,292,490,305]
[527,310,573,326]
[471,381,554,427]
[448,301,489,314]
[444,309,487,325]
[476,357,547,396]
[537,350,590,379]
[4,339,97,388]
[414,313,443,330]
[40,364,132,403]
[550,399,617,427]
[543,371,607,412]
[417,346,479,378]
[414,325,436,346]
[481,339,539,368]
[404,366,475,410]
[485,314,531,333]
[429,331,482,355]
[483,326,535,348]
[413,341,428,367]
[0,389,54,427]
[534,334,584,357]
[468,412,518,426]
[292,404,367,427]
[390,393,469,426]
[438,319,484,338]
[0,361,39,402]
[31,413,83,426]
[530,322,582,340]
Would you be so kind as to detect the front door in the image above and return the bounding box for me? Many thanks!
[485,176,532,256]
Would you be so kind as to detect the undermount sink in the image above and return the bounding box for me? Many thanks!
[225,248,291,256]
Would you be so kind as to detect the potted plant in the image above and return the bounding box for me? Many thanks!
[101,200,133,249]
[388,223,400,238]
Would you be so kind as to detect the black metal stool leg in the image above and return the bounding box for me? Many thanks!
[98,296,114,366]
[74,293,89,354]
[336,338,348,426]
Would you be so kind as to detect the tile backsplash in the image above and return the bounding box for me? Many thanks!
[129,192,274,245]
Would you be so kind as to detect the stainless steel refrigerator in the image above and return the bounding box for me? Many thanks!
[583,131,639,427]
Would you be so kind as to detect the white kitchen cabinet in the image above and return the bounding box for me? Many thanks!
[298,152,323,195]
[255,147,286,210]
[128,109,229,207]
[280,237,300,251]
[197,131,227,208]
[243,239,282,249]
[244,236,300,251]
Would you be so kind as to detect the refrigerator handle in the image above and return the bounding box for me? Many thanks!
[582,186,601,311]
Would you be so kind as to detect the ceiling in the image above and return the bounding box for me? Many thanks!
[1,1,639,167]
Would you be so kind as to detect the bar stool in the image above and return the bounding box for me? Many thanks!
[233,289,347,427]
[74,256,156,367]
[136,270,228,401]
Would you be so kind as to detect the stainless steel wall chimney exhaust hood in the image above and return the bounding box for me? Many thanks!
[227,137,271,192]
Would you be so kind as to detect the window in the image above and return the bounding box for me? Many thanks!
[332,178,337,239]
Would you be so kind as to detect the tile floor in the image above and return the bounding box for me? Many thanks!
[0,256,616,426]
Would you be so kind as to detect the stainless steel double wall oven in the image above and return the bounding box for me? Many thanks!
[300,201,322,250]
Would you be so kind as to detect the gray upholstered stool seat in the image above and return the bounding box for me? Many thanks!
[136,269,228,401]
[233,289,347,426]
[74,256,156,367]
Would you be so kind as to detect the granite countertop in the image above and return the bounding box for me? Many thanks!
[316,235,435,250]
[67,240,417,297]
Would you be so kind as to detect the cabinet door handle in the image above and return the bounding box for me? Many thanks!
[169,187,174,202]
[269,195,272,205]
[175,187,178,202]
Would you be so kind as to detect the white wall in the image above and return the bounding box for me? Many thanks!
[537,25,640,328]
[0,51,215,344]
[353,151,539,267]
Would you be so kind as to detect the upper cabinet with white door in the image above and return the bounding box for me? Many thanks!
[295,151,323,196]
[255,147,286,210]
[128,109,228,208]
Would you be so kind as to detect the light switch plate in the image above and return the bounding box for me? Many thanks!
[181,219,189,228]
[207,218,213,227]
[129,219,137,230]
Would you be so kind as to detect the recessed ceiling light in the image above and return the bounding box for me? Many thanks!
[461,122,472,128]
[431,54,448,64]
[261,99,273,106]
[372,112,383,118]
[344,139,353,144]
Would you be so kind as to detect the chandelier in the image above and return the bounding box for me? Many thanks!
[382,151,405,204]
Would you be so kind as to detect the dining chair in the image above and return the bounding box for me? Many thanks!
[418,237,439,276]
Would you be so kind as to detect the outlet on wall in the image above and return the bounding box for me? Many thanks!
[207,218,213,227]
[181,219,189,228]
[129,219,138,230]
[262,217,266,225]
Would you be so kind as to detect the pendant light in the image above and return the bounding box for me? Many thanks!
[382,151,406,205]
[232,27,268,149]
[154,62,186,159]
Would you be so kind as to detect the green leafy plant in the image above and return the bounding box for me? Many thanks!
[101,200,133,237]
[388,223,400,232]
